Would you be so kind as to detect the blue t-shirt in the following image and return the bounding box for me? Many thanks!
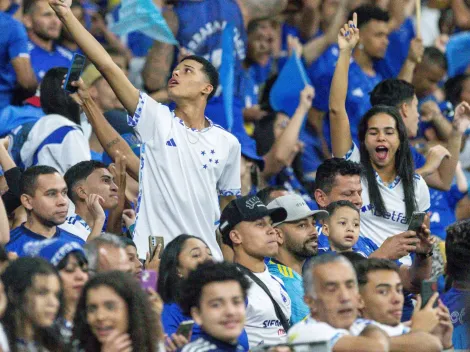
[374,17,415,79]
[178,331,246,352]
[410,145,426,169]
[162,303,249,351]
[429,185,468,240]
[0,12,30,109]
[317,233,379,258]
[267,259,309,324]
[6,224,85,256]
[174,0,247,136]
[28,41,73,81]
[0,102,44,137]
[441,287,469,350]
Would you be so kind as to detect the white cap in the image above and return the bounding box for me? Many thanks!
[267,194,328,227]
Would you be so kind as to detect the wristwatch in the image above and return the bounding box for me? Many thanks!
[417,250,434,259]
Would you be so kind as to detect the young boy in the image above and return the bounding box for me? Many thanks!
[178,261,251,352]
[319,200,377,257]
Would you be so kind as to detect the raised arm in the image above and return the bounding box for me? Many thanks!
[303,0,347,65]
[71,78,140,181]
[237,0,288,24]
[333,325,389,352]
[48,0,139,115]
[329,14,359,158]
[262,85,314,178]
[0,197,9,245]
[142,8,179,94]
[451,0,470,30]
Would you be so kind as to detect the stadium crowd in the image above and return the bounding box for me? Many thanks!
[0,0,470,350]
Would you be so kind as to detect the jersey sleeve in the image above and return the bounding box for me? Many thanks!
[342,142,360,163]
[127,92,173,144]
[415,174,431,212]
[217,136,241,196]
[8,20,29,60]
[446,184,468,210]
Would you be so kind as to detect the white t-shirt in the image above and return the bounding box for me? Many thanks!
[287,316,349,352]
[244,266,292,349]
[345,143,430,265]
[18,114,91,175]
[128,93,241,259]
[350,318,410,337]
[59,213,91,241]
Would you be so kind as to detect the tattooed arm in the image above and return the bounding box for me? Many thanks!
[142,8,179,94]
[237,0,288,24]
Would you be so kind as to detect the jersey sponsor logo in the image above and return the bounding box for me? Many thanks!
[278,328,286,336]
[361,204,408,224]
[262,319,282,328]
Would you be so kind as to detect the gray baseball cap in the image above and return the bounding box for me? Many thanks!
[267,194,328,227]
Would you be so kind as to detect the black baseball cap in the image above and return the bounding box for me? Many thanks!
[219,195,287,243]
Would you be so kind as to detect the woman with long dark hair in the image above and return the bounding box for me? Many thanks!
[158,234,248,351]
[328,14,434,262]
[2,257,64,352]
[72,271,161,352]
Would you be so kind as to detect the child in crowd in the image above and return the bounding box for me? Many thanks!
[319,200,377,257]
[321,200,361,253]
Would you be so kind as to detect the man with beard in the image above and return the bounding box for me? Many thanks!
[23,0,72,80]
[266,194,328,324]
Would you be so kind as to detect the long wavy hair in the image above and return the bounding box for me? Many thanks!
[72,271,160,352]
[358,105,417,219]
[2,257,65,352]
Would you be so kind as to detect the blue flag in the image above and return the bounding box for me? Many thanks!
[109,0,178,45]
[269,54,311,117]
[446,32,470,78]
[219,23,235,131]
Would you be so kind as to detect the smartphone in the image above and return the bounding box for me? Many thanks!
[421,279,438,308]
[63,53,86,93]
[176,320,194,340]
[148,236,164,259]
[407,212,426,232]
[139,270,157,291]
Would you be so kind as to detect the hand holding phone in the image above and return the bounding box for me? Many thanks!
[421,279,438,308]
[149,236,164,259]
[63,53,86,93]
[176,320,194,340]
[139,270,157,291]
[408,212,426,232]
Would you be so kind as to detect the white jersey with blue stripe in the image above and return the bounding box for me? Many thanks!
[59,213,91,242]
[128,92,241,260]
[18,114,90,174]
[350,318,410,337]
[287,316,350,352]
[345,143,430,265]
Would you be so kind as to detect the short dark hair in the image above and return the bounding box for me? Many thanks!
[446,219,470,283]
[315,158,363,194]
[341,251,368,266]
[64,160,108,201]
[422,46,448,71]
[24,0,39,14]
[256,186,288,205]
[40,67,80,124]
[180,55,219,100]
[120,237,137,249]
[326,200,359,220]
[20,165,60,196]
[350,5,390,29]
[370,79,415,107]
[444,73,470,106]
[178,261,251,316]
[355,258,400,287]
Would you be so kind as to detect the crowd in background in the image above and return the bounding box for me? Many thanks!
[1,0,470,351]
